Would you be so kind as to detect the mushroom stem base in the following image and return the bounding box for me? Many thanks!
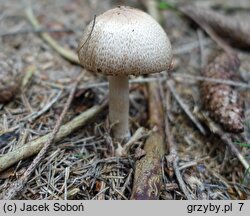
[108,75,130,142]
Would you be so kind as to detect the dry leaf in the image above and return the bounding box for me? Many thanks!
[200,53,244,133]
[179,5,250,49]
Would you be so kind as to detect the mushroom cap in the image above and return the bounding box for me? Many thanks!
[77,6,172,76]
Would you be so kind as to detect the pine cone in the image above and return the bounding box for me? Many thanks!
[200,53,244,133]
[0,53,21,104]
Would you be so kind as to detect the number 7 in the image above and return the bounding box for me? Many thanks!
[238,203,244,211]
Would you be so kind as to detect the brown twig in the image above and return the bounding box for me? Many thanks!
[131,132,165,200]
[131,81,166,200]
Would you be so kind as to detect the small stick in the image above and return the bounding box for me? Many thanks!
[1,74,83,199]
[0,99,108,173]
[117,127,148,156]
[130,131,165,199]
[173,73,250,89]
[167,79,206,135]
[120,168,133,194]
[25,7,79,64]
[164,90,193,200]
[64,167,70,200]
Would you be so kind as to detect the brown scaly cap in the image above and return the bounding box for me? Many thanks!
[77,6,172,76]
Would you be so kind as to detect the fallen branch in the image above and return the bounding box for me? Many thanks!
[0,99,108,173]
[25,7,79,64]
[131,0,166,200]
[129,82,166,200]
[131,80,165,199]
[131,130,165,199]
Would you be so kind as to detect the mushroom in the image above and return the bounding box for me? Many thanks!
[77,6,172,141]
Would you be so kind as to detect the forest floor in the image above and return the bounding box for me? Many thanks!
[0,0,250,200]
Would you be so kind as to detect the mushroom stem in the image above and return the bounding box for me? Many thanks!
[108,75,130,141]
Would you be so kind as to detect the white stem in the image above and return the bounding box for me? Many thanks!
[108,75,130,141]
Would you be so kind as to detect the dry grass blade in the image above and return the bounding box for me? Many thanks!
[179,5,250,49]
[200,52,244,133]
